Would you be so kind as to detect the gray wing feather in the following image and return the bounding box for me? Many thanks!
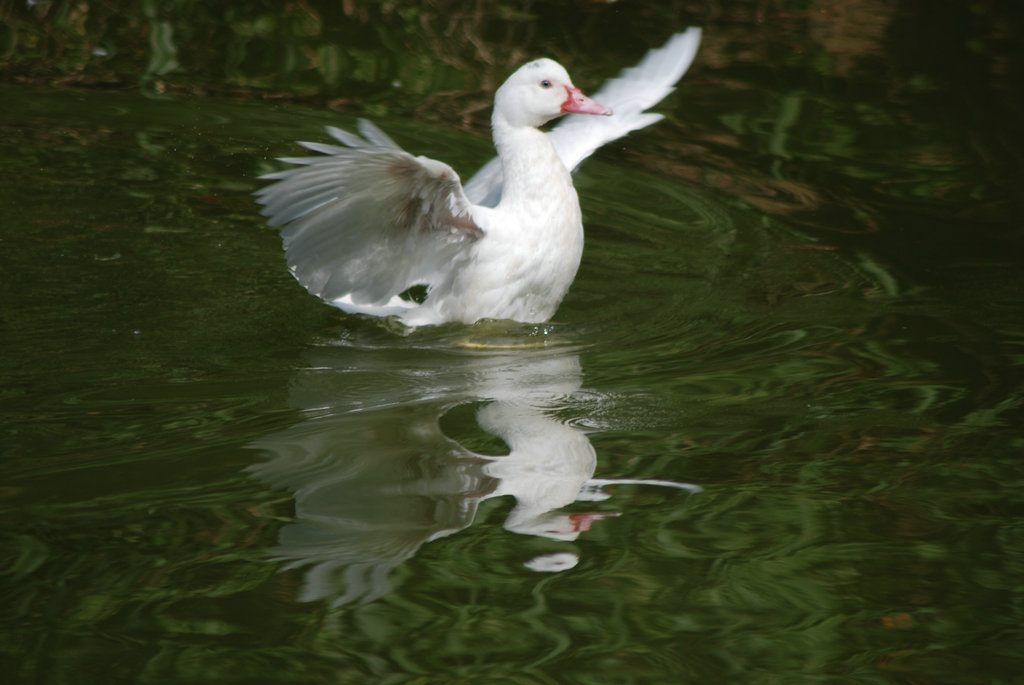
[256,120,482,306]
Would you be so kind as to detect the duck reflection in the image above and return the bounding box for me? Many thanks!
[248,334,699,605]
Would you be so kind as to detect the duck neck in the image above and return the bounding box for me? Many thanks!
[492,116,572,209]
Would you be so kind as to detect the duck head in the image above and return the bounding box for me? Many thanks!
[493,58,612,129]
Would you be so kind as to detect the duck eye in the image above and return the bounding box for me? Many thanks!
[540,80,552,89]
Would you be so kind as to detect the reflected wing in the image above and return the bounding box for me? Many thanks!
[256,120,483,306]
[464,28,702,207]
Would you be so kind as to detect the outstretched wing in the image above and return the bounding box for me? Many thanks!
[464,28,702,207]
[548,27,702,173]
[256,120,483,307]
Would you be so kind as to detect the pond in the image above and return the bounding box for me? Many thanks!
[2,2,1023,683]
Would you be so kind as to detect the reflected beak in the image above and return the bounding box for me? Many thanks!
[561,86,613,116]
[568,511,621,532]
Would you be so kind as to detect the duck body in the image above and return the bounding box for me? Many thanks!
[256,29,702,327]
[412,125,583,326]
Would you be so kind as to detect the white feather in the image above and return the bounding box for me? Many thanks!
[256,30,702,326]
[464,28,702,207]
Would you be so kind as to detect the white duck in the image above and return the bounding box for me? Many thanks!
[256,29,701,326]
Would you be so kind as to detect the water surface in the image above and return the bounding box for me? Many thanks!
[2,3,1023,683]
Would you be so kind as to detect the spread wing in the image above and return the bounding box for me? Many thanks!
[464,28,702,207]
[256,120,483,307]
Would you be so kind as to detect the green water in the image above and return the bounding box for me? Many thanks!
[2,2,1023,683]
